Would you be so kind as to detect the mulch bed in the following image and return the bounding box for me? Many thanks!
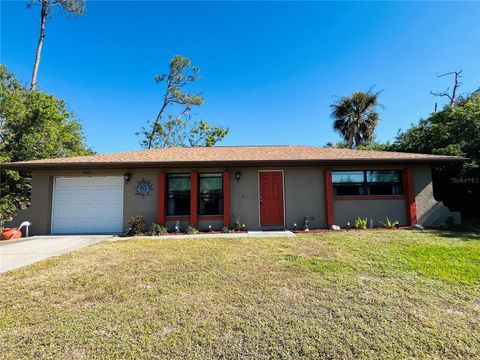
[292,226,415,234]
[121,230,248,237]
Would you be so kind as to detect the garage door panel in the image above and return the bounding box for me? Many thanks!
[56,193,123,204]
[52,177,124,234]
[53,218,122,233]
[54,205,122,219]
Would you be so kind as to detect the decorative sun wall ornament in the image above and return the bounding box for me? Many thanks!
[135,178,153,197]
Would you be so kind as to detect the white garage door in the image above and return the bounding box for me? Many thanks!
[52,177,124,234]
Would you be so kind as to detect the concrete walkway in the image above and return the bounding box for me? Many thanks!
[112,230,296,241]
[0,235,112,273]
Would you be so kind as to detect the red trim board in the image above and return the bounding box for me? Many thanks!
[157,172,166,225]
[190,171,198,227]
[402,168,417,225]
[324,169,334,227]
[223,170,231,227]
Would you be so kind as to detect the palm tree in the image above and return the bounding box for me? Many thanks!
[331,90,381,149]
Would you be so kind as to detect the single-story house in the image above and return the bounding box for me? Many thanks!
[2,146,462,235]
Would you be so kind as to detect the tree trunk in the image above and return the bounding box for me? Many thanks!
[147,102,168,149]
[31,0,48,91]
[347,133,354,149]
[450,71,462,106]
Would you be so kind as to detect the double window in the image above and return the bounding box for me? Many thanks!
[332,170,402,196]
[167,173,224,216]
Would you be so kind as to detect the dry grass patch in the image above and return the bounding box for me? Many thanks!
[0,230,479,359]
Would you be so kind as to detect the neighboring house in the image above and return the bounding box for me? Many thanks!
[2,146,462,235]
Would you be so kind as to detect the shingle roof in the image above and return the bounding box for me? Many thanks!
[1,146,464,170]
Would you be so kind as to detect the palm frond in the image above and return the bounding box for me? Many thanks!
[330,89,381,148]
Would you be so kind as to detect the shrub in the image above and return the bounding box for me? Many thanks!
[354,217,368,229]
[185,226,198,235]
[150,223,168,235]
[234,217,242,231]
[128,215,146,235]
[222,226,234,233]
[380,217,399,229]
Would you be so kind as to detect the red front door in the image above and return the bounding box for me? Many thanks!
[259,171,284,226]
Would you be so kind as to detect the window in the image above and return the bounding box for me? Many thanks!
[332,171,365,195]
[366,171,402,195]
[332,170,402,196]
[199,173,223,215]
[167,174,191,215]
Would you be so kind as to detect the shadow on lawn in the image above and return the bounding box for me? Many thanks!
[435,230,480,241]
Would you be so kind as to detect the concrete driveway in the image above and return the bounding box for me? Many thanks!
[0,235,113,273]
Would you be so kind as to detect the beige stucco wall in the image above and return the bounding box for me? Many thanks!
[7,169,159,236]
[198,220,224,232]
[330,164,406,228]
[229,166,325,230]
[228,167,259,229]
[284,167,326,229]
[334,199,407,227]
[6,163,459,235]
[8,166,327,234]
[412,165,461,226]
[123,170,158,229]
[330,164,459,227]
[165,219,191,232]
[6,171,54,235]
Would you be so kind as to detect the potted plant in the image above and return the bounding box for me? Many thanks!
[1,227,22,240]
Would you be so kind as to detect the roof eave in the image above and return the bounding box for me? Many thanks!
[0,157,466,170]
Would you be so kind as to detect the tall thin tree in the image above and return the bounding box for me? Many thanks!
[330,90,382,149]
[29,0,85,90]
[139,55,228,149]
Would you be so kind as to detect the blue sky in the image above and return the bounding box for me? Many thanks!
[2,1,479,154]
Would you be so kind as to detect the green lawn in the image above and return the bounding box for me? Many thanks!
[1,230,479,359]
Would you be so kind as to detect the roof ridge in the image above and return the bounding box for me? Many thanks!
[146,145,302,150]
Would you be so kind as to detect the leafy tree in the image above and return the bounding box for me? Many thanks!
[393,90,480,167]
[393,90,480,224]
[28,0,85,90]
[331,90,382,149]
[0,65,92,222]
[139,55,228,148]
[356,141,394,152]
[325,141,348,148]
[187,120,229,147]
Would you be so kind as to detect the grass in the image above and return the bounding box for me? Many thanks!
[1,230,479,359]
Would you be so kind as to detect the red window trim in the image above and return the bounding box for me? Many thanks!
[159,171,231,227]
[223,170,231,227]
[324,169,334,227]
[325,168,417,227]
[165,215,191,221]
[164,173,192,220]
[190,172,198,227]
[402,168,417,225]
[199,215,224,221]
[198,172,224,217]
[157,172,166,225]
